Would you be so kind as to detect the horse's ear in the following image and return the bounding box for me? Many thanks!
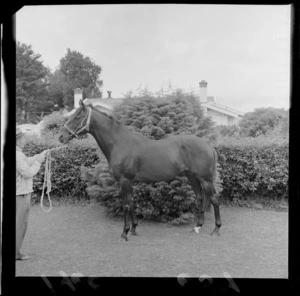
[80,99,85,108]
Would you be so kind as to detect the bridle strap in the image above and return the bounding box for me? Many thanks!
[64,107,92,137]
[64,122,79,138]
[76,106,92,134]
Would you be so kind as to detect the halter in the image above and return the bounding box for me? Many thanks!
[64,106,92,138]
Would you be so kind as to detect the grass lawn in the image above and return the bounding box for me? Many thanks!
[16,201,288,278]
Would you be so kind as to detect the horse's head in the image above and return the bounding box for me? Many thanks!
[59,100,92,144]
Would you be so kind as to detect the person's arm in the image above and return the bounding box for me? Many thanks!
[27,154,40,165]
[16,152,42,178]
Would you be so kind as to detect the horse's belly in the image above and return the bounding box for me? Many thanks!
[135,157,183,183]
[135,171,175,183]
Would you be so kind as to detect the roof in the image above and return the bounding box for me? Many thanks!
[202,102,244,118]
[84,98,125,110]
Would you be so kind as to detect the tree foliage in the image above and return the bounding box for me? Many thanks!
[113,87,216,142]
[239,107,288,138]
[57,49,103,107]
[16,42,51,123]
[216,125,240,138]
[16,44,104,121]
[48,70,65,110]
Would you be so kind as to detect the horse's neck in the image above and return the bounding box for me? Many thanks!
[89,111,117,162]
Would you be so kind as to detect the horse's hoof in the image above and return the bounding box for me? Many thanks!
[120,234,128,241]
[210,228,220,236]
[191,226,202,234]
[130,228,137,235]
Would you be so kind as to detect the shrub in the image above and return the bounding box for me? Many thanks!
[113,88,217,142]
[238,107,288,137]
[215,125,240,138]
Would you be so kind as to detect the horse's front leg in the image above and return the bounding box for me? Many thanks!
[120,178,134,241]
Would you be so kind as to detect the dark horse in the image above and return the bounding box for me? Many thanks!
[59,100,221,241]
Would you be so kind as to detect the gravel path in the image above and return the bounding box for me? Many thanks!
[16,202,288,278]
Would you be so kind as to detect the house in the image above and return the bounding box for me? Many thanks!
[72,82,244,126]
[199,81,244,126]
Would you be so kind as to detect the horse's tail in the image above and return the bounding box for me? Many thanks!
[213,148,223,197]
[212,147,218,191]
[202,147,219,212]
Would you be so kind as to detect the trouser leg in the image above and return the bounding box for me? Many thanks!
[16,194,31,258]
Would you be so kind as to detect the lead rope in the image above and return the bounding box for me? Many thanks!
[41,150,52,212]
[40,146,67,212]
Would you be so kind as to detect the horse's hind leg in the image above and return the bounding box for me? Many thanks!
[201,180,222,236]
[210,195,222,236]
[187,174,205,233]
[129,204,138,235]
[120,178,133,241]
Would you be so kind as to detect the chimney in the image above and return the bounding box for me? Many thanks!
[107,91,112,99]
[199,80,208,103]
[74,88,83,108]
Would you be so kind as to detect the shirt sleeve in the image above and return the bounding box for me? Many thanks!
[16,151,42,178]
[27,154,40,165]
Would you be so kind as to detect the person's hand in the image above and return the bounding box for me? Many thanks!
[38,149,49,163]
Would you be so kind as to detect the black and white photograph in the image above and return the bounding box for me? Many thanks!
[11,3,291,286]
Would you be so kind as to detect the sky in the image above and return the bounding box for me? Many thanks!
[16,4,291,113]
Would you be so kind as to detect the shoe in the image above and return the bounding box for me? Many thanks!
[16,254,30,261]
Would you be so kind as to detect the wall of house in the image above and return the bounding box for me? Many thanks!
[198,81,243,126]
[207,109,228,125]
[227,116,241,126]
[207,109,241,126]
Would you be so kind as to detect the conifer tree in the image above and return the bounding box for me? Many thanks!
[113,87,216,141]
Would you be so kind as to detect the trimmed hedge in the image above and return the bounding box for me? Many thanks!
[216,142,288,203]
